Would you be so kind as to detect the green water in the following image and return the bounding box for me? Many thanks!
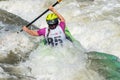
[87,51,120,80]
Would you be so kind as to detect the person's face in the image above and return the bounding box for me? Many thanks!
[49,24,58,29]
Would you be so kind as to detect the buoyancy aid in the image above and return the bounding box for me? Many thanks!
[45,25,66,46]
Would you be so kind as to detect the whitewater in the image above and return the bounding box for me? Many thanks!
[0,0,120,80]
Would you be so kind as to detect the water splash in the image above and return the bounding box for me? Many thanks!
[0,0,120,80]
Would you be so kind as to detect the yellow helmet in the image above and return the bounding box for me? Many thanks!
[46,13,58,21]
[46,13,59,25]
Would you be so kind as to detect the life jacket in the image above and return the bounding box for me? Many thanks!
[44,25,66,46]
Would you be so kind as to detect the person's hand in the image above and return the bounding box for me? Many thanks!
[22,26,28,32]
[48,6,55,11]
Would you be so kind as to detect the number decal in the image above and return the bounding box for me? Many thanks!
[47,36,63,46]
[47,38,54,46]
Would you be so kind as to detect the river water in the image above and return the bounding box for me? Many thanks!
[0,0,120,80]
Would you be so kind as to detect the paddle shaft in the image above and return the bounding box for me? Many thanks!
[20,1,60,32]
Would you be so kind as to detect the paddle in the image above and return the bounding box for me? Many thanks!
[17,0,62,33]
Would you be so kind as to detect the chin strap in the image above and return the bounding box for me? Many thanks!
[47,28,50,37]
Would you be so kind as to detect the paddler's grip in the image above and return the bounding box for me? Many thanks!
[57,0,62,3]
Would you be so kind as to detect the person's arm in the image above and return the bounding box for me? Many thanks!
[48,6,65,22]
[22,26,39,36]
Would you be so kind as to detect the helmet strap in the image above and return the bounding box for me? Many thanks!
[47,28,50,37]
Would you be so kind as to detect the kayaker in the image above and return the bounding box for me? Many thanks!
[22,6,68,46]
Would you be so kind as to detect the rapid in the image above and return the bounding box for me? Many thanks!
[0,0,120,80]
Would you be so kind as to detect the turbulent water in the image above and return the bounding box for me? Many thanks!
[0,0,120,80]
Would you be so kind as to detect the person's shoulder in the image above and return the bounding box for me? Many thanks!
[59,21,66,27]
[59,21,66,31]
[37,27,46,36]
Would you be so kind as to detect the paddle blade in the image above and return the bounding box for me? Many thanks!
[57,0,62,3]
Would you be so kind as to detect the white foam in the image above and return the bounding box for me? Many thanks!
[0,0,120,79]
